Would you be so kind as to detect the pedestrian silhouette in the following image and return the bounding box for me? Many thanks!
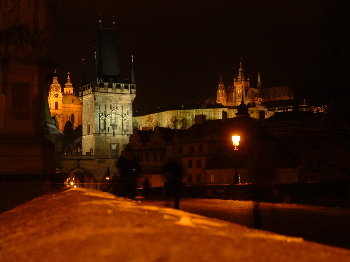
[115,148,141,199]
[161,157,184,209]
[142,178,151,199]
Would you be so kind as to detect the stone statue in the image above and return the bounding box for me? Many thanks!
[0,0,57,60]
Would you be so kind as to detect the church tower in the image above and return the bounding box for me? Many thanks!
[48,71,82,132]
[216,73,226,105]
[80,23,136,158]
[48,70,63,128]
[232,58,250,106]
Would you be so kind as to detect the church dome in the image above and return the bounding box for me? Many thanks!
[62,94,82,105]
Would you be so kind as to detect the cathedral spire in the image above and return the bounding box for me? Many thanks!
[238,57,244,81]
[216,73,227,105]
[257,69,261,90]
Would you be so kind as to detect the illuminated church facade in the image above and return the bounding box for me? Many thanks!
[48,72,82,132]
[216,58,261,107]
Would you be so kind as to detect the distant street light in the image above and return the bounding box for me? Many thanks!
[232,135,240,184]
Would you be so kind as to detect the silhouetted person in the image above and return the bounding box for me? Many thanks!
[115,148,140,199]
[161,157,184,209]
[142,178,151,199]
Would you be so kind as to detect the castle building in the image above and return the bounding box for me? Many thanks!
[80,25,136,158]
[216,58,261,107]
[48,72,82,132]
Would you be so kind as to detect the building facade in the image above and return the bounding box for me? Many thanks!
[80,26,136,158]
[133,104,272,130]
[48,72,82,132]
[216,58,262,107]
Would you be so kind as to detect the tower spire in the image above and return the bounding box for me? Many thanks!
[257,69,261,89]
[131,54,135,84]
[238,57,244,81]
[81,58,85,87]
[64,72,74,95]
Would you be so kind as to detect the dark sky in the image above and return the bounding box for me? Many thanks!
[49,0,347,113]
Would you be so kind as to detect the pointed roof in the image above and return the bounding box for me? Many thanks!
[49,70,62,94]
[131,55,135,84]
[96,25,120,82]
[237,57,244,81]
[64,72,74,95]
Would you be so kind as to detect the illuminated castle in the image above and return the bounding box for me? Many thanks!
[48,71,82,132]
[216,58,261,107]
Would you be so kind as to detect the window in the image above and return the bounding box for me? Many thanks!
[55,102,58,110]
[154,153,158,161]
[189,145,194,154]
[145,153,149,162]
[187,160,192,168]
[71,114,75,123]
[111,144,118,158]
[196,174,201,183]
[187,175,193,183]
[179,146,183,154]
[198,145,203,153]
[196,159,201,168]
[210,174,215,183]
[87,124,90,134]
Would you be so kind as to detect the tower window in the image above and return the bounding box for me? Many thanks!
[111,144,118,158]
[55,102,58,110]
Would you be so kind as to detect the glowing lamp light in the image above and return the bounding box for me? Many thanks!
[232,135,240,150]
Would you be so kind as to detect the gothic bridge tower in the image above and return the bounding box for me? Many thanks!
[80,23,136,158]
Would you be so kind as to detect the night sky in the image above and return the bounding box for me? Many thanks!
[49,0,349,114]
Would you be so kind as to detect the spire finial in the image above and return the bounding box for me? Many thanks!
[67,72,71,82]
[131,54,135,84]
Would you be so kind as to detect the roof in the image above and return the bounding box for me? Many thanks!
[62,94,82,105]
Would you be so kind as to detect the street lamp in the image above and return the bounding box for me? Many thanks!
[232,135,240,184]
[232,135,240,150]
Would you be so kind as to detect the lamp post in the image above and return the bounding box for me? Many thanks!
[232,135,240,184]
